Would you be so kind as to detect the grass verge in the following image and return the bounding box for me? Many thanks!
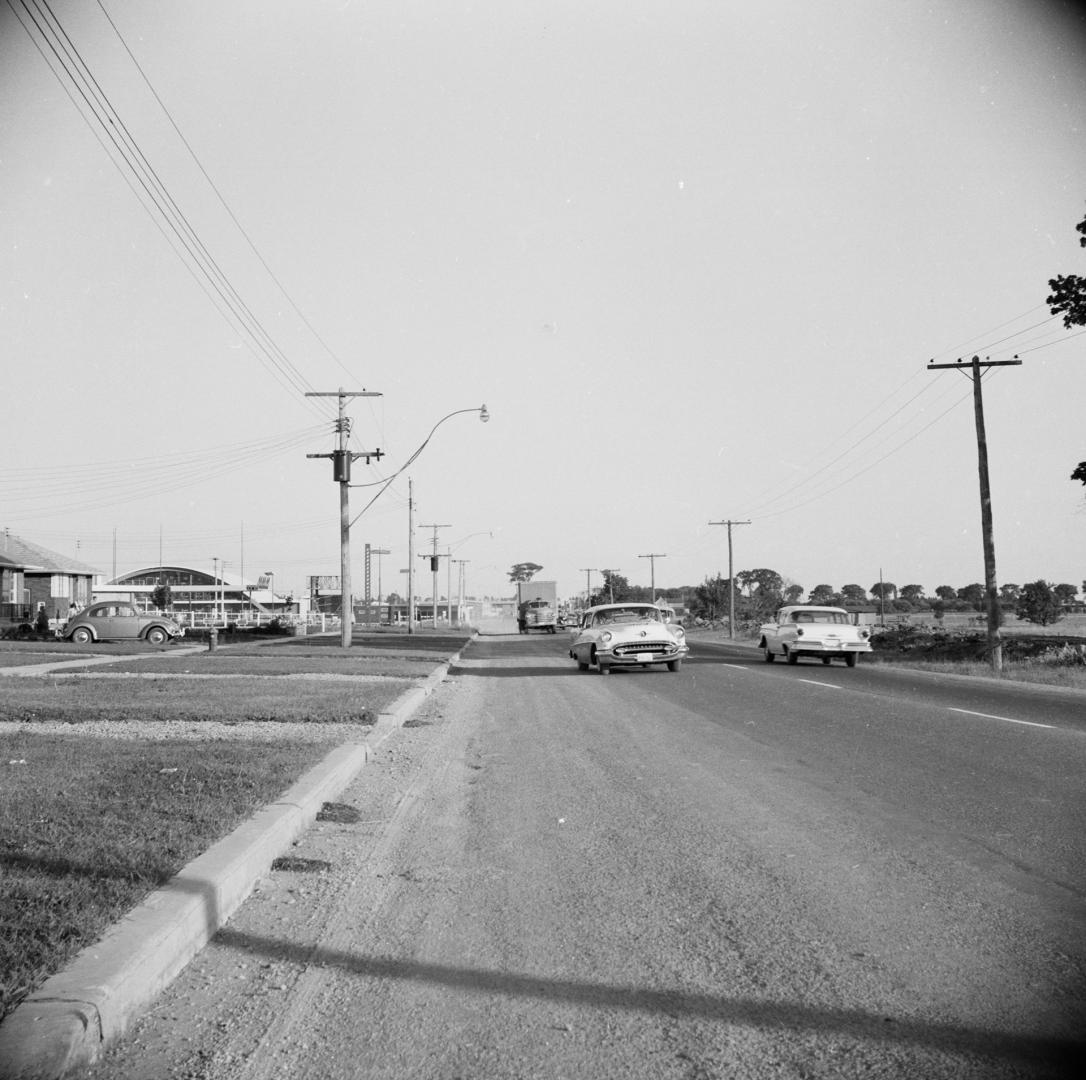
[0,636,465,1023]
[0,732,335,1023]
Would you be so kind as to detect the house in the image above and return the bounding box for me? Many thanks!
[0,531,99,624]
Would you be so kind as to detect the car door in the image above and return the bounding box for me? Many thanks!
[112,603,142,640]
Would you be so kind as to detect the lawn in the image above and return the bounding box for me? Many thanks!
[0,633,468,1023]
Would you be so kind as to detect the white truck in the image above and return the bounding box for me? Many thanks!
[516,581,558,634]
[758,605,873,667]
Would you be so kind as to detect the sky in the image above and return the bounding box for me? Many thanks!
[3,0,1085,605]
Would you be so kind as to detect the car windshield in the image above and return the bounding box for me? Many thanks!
[594,607,660,625]
[793,611,851,625]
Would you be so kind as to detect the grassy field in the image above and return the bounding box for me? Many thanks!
[0,631,470,1023]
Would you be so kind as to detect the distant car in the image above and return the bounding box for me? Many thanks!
[758,605,872,667]
[61,602,185,646]
[569,603,688,674]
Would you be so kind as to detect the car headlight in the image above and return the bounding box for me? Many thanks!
[859,629,870,639]
[600,631,612,643]
[673,626,685,639]
[795,627,804,637]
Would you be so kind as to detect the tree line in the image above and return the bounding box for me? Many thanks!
[584,569,1079,628]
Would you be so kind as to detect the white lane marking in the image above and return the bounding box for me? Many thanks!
[947,707,1054,730]
[797,679,841,689]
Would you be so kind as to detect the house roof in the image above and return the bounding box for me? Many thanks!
[0,532,100,575]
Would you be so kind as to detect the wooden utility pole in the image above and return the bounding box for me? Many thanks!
[926,355,1021,673]
[579,568,600,608]
[306,389,382,647]
[708,519,750,638]
[418,523,449,627]
[638,553,667,602]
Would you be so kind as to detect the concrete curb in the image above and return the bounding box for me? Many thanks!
[0,644,468,1080]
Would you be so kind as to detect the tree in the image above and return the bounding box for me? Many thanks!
[1047,207,1086,483]
[870,581,897,602]
[508,562,542,583]
[1046,205,1086,328]
[736,568,783,620]
[900,584,926,605]
[151,581,173,610]
[999,583,1021,605]
[1054,583,1079,604]
[783,583,804,604]
[957,583,985,611]
[691,574,730,621]
[1017,580,1063,626]
[808,584,836,606]
[603,570,631,604]
[935,585,957,602]
[839,584,867,605]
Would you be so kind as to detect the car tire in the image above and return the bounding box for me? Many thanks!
[845,652,858,668]
[667,659,682,672]
[146,627,168,646]
[71,627,93,645]
[822,657,832,665]
[763,647,775,663]
[786,648,799,665]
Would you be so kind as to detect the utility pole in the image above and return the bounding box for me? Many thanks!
[927,355,1020,673]
[306,388,383,648]
[407,479,415,634]
[453,559,469,626]
[418,523,449,627]
[579,568,600,608]
[708,519,750,639]
[638,553,667,602]
[367,547,390,624]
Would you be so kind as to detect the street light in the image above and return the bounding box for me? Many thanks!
[403,406,490,634]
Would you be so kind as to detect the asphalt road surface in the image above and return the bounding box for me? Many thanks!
[86,633,1085,1079]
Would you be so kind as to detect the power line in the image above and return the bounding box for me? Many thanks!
[93,0,362,390]
[9,0,334,421]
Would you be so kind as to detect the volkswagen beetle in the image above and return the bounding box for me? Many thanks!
[61,601,185,646]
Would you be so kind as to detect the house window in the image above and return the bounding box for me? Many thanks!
[51,575,71,598]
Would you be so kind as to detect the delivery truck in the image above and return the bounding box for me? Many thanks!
[516,580,558,634]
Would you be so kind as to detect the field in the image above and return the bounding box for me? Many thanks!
[0,631,468,1023]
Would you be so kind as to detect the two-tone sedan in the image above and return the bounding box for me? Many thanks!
[758,605,872,666]
[61,602,185,646]
[569,603,688,674]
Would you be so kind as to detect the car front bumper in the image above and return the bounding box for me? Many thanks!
[598,641,688,666]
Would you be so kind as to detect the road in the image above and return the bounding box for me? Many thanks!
[87,633,1085,1079]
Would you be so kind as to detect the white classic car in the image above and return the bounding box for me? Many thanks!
[758,605,872,667]
[569,603,688,674]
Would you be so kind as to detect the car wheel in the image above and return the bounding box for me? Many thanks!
[71,627,93,645]
[786,648,799,665]
[822,657,832,665]
[763,647,775,663]
[146,627,168,646]
[845,652,858,668]
[667,659,682,672]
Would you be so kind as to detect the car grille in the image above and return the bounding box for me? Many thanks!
[614,641,677,656]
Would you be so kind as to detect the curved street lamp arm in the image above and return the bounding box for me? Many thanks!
[348,405,488,528]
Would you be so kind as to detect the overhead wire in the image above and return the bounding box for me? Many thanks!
[732,303,1069,527]
[9,0,335,422]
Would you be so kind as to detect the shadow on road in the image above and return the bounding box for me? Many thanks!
[213,927,1083,1075]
